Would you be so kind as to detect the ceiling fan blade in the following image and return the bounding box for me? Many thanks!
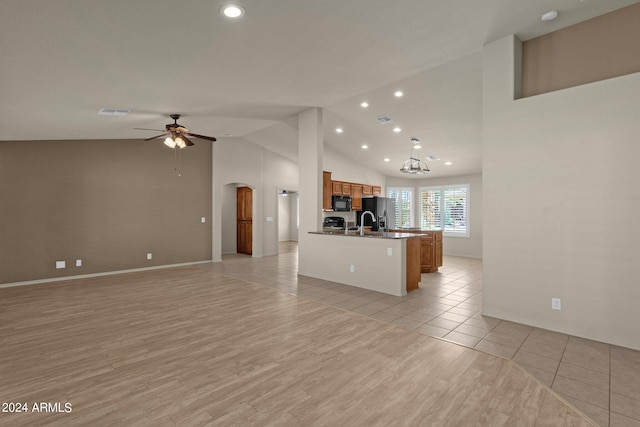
[134,127,164,131]
[181,134,195,146]
[185,132,217,142]
[144,132,169,141]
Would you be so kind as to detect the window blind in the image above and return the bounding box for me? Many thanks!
[419,184,469,236]
[387,187,414,228]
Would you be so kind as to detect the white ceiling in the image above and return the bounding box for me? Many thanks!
[1,0,637,178]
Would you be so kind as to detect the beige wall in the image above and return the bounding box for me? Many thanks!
[483,35,640,350]
[0,139,212,284]
[212,137,299,260]
[323,145,386,190]
[522,2,640,97]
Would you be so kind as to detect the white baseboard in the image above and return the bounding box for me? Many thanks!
[0,260,213,289]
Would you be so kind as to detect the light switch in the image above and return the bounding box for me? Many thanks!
[76,259,82,267]
[551,298,561,310]
[266,216,273,222]
[55,261,65,269]
[147,253,153,260]
[387,248,393,256]
[201,217,206,223]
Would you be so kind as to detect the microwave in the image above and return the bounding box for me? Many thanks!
[332,195,352,211]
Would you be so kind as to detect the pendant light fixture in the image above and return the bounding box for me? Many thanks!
[400,138,430,174]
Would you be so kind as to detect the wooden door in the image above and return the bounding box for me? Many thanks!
[237,187,252,255]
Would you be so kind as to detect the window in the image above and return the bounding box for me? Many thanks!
[387,187,414,228]
[419,184,469,237]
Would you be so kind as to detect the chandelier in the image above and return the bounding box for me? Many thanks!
[400,138,430,174]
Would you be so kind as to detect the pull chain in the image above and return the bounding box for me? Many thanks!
[174,147,182,176]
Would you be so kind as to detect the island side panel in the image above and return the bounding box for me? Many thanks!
[299,233,407,296]
[405,236,421,292]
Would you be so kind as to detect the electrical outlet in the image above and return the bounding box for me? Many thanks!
[55,261,65,269]
[147,253,153,260]
[551,298,561,310]
[350,264,355,273]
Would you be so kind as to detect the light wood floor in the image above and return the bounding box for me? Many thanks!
[0,264,596,426]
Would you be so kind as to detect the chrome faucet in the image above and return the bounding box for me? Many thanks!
[360,211,376,236]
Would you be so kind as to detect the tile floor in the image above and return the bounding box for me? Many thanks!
[215,243,640,427]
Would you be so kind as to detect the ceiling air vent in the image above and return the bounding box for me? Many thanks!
[99,108,131,116]
[425,155,440,161]
[376,115,393,125]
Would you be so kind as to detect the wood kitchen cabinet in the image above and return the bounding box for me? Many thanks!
[323,171,382,211]
[237,186,252,255]
[351,184,363,211]
[390,229,443,273]
[332,180,343,195]
[323,171,332,210]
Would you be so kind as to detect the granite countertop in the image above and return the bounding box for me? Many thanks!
[391,227,442,232]
[309,231,421,239]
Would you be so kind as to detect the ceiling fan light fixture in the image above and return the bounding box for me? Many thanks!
[164,137,176,149]
[175,136,186,149]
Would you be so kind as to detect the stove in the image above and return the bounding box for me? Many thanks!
[323,216,345,229]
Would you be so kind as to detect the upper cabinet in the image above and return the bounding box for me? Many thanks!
[331,180,343,195]
[323,171,382,211]
[323,171,332,210]
[351,184,363,211]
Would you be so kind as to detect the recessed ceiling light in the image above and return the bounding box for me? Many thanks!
[541,10,558,21]
[335,128,343,133]
[221,5,245,18]
[444,161,452,166]
[361,144,368,149]
[394,91,403,97]
[360,101,369,108]
[393,127,402,133]
[384,158,391,162]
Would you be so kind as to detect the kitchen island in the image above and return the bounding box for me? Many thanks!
[300,231,421,296]
[390,228,443,273]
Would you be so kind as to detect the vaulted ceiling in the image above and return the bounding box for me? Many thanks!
[2,0,637,177]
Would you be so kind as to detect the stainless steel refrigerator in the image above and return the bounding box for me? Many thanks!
[356,197,396,231]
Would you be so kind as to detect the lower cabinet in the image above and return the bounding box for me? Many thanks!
[391,229,443,273]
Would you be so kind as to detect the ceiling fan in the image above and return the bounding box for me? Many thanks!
[141,114,216,149]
